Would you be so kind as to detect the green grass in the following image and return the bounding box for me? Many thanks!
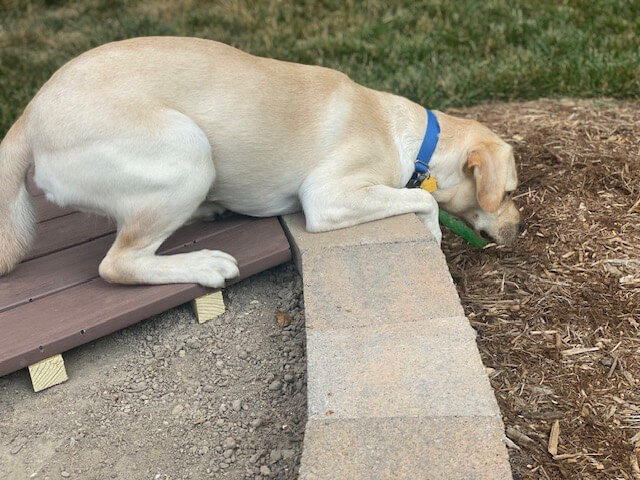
[1,0,639,134]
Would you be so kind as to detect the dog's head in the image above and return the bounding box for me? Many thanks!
[431,115,524,245]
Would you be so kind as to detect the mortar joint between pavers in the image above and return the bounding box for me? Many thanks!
[296,237,439,256]
[304,313,473,334]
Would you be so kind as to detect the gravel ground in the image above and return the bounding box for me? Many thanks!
[0,262,306,480]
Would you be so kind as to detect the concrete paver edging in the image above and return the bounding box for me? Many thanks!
[280,213,512,480]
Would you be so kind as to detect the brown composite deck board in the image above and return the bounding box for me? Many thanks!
[0,235,115,313]
[25,211,115,261]
[0,217,291,376]
[1,216,253,313]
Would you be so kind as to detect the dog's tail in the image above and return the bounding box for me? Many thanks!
[0,116,35,276]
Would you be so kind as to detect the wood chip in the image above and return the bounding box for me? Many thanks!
[505,436,521,450]
[607,356,619,378]
[620,275,640,287]
[561,346,600,356]
[506,426,535,445]
[548,420,560,456]
[586,456,605,470]
[553,453,582,460]
[631,453,640,480]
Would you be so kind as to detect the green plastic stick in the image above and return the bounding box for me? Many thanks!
[438,209,489,248]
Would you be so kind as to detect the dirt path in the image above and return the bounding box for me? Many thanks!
[0,263,306,480]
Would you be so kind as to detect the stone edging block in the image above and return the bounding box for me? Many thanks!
[306,317,501,420]
[300,416,513,480]
[280,213,513,480]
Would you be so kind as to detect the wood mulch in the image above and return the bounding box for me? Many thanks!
[442,99,640,480]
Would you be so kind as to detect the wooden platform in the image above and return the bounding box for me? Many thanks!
[0,185,291,377]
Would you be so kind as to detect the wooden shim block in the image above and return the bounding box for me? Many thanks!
[193,290,225,324]
[28,354,68,392]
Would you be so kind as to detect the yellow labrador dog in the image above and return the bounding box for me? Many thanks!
[0,37,522,288]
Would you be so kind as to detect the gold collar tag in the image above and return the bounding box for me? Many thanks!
[420,177,438,193]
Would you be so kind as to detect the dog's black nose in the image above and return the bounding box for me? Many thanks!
[518,220,526,234]
[479,230,495,243]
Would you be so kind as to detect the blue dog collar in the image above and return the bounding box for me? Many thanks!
[415,109,440,174]
[408,109,440,188]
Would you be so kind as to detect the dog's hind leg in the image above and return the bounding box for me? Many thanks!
[99,206,239,288]
[96,114,239,288]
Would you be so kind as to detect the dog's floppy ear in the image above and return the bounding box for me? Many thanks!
[466,142,508,213]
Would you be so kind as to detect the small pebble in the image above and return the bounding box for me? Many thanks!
[282,449,295,460]
[250,418,263,428]
[249,451,263,463]
[268,380,281,391]
[269,449,282,462]
[222,437,237,449]
[172,405,184,415]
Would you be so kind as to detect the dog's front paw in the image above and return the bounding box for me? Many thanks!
[416,212,442,245]
[429,223,443,245]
